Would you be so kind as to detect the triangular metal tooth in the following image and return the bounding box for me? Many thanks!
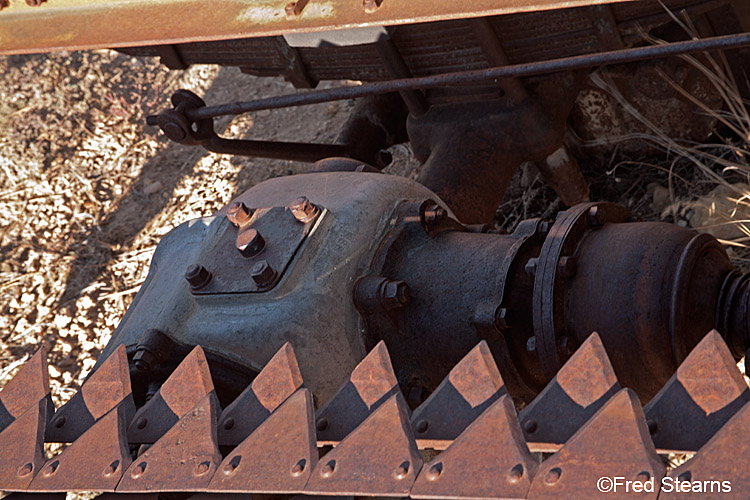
[644,330,750,452]
[519,332,620,447]
[0,398,48,491]
[218,342,303,446]
[1,494,66,500]
[117,393,222,492]
[209,388,317,493]
[411,394,537,500]
[314,341,400,443]
[127,345,215,444]
[662,399,750,498]
[27,403,132,492]
[410,340,506,443]
[46,344,134,443]
[527,389,664,499]
[305,393,422,497]
[1,347,51,433]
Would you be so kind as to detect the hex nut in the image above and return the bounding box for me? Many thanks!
[226,201,252,227]
[381,280,410,309]
[290,196,320,223]
[251,260,277,288]
[185,264,212,290]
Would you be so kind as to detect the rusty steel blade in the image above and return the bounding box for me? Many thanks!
[127,345,215,444]
[0,347,51,433]
[519,332,620,449]
[1,494,66,500]
[411,394,537,500]
[527,389,664,499]
[306,393,422,497]
[27,404,132,492]
[315,341,401,443]
[410,340,506,444]
[218,342,303,446]
[661,399,750,499]
[117,393,221,492]
[209,388,316,493]
[0,398,48,492]
[644,330,750,452]
[46,345,134,443]
[94,495,159,500]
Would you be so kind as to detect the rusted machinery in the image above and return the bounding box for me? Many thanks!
[5,0,750,498]
[3,169,750,497]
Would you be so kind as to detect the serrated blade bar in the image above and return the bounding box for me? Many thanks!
[0,347,51,434]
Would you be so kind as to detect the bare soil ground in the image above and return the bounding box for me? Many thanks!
[1,49,749,416]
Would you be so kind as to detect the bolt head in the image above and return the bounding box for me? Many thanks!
[526,336,537,353]
[226,201,252,227]
[236,228,266,258]
[557,256,577,278]
[185,264,212,290]
[494,307,511,331]
[423,203,447,225]
[587,205,605,228]
[290,196,319,223]
[525,258,538,277]
[381,280,410,309]
[251,260,277,288]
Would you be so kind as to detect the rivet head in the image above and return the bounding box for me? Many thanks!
[185,264,212,290]
[394,462,409,480]
[320,461,336,478]
[223,417,235,430]
[415,419,429,433]
[131,462,147,479]
[291,459,306,477]
[195,461,211,476]
[226,201,252,227]
[545,467,562,485]
[523,419,538,434]
[54,416,66,428]
[136,417,148,430]
[508,464,524,483]
[426,463,442,481]
[637,471,651,482]
[17,463,33,477]
[316,418,329,432]
[290,196,320,223]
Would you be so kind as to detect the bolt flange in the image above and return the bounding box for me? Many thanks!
[290,196,320,223]
[226,201,252,227]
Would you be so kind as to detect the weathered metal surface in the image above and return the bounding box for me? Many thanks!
[210,389,317,493]
[218,342,303,446]
[46,344,134,443]
[519,332,620,448]
[315,341,400,443]
[527,389,665,499]
[127,346,215,444]
[306,393,422,497]
[661,400,750,499]
[118,393,222,492]
[27,404,132,492]
[644,330,750,452]
[410,340,506,443]
[0,0,646,55]
[0,399,48,491]
[411,395,537,500]
[0,348,51,433]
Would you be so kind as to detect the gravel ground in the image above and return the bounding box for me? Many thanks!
[1,49,749,426]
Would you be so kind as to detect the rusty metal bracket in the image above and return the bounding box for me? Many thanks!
[527,389,664,499]
[46,344,134,443]
[218,342,304,446]
[306,393,422,497]
[127,346,215,444]
[118,393,222,492]
[410,340,506,444]
[411,395,537,500]
[644,330,750,453]
[210,389,317,493]
[0,348,52,434]
[519,332,621,449]
[28,404,132,493]
[314,341,401,444]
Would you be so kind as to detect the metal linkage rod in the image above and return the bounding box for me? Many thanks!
[185,32,750,121]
